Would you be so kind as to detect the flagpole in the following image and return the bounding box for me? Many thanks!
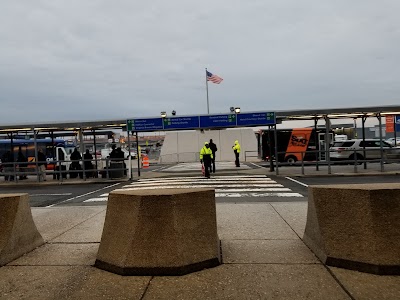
[205,68,209,114]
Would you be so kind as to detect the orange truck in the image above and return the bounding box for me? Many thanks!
[260,128,333,164]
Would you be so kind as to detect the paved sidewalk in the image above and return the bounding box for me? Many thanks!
[1,161,399,299]
[1,201,399,299]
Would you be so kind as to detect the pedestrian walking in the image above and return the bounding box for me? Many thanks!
[232,140,241,167]
[209,139,218,173]
[37,149,47,181]
[200,142,213,178]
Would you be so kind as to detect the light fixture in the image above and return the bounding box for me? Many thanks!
[171,110,176,116]
[160,111,167,118]
[235,107,241,114]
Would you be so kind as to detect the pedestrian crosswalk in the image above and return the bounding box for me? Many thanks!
[158,162,252,172]
[83,175,303,202]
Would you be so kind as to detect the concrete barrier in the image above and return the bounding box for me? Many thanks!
[0,193,44,266]
[95,188,221,275]
[303,183,400,275]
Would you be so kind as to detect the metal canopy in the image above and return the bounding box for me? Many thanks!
[1,104,400,132]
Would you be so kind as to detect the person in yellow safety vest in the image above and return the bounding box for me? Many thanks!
[200,142,213,178]
[232,140,241,167]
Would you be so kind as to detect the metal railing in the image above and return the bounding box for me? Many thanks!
[267,148,400,175]
[244,151,259,162]
[159,152,199,164]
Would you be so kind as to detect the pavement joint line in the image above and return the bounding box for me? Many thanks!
[48,242,100,244]
[6,264,99,267]
[269,203,356,300]
[222,238,305,241]
[45,182,121,207]
[324,266,356,300]
[222,262,321,265]
[45,208,107,243]
[140,276,154,300]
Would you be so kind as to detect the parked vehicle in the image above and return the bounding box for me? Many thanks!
[386,137,400,146]
[0,138,74,174]
[330,139,400,161]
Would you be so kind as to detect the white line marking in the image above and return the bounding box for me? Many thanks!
[100,193,109,197]
[45,183,121,207]
[216,192,304,197]
[83,191,303,202]
[130,179,272,185]
[118,185,284,191]
[115,185,291,192]
[122,181,277,188]
[217,188,291,192]
[83,197,108,202]
[137,175,268,181]
[248,162,263,168]
[285,177,309,187]
[151,166,167,172]
[31,193,72,196]
[137,177,271,182]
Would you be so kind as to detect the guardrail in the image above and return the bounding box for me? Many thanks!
[0,156,139,183]
[244,151,259,162]
[267,148,400,175]
[159,152,199,164]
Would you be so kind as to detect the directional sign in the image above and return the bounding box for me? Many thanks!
[127,119,134,131]
[200,114,237,128]
[163,116,199,130]
[128,111,276,132]
[237,112,276,126]
[396,115,400,132]
[129,118,163,131]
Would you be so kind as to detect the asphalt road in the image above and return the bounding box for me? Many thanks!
[2,174,399,207]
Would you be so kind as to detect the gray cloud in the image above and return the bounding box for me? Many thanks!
[1,0,400,124]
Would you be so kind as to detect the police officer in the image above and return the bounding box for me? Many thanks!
[232,140,241,167]
[200,142,213,178]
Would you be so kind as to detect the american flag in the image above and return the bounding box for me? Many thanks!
[206,70,223,84]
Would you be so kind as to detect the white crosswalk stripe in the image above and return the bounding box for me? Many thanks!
[161,162,251,172]
[83,175,303,202]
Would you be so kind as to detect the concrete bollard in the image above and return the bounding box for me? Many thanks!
[303,183,400,275]
[0,193,44,266]
[95,188,221,275]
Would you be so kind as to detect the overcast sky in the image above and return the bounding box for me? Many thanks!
[1,0,400,125]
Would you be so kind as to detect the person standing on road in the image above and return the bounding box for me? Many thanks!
[200,142,213,179]
[83,149,93,178]
[70,148,83,179]
[37,149,47,181]
[209,139,218,173]
[232,140,241,167]
[17,148,28,180]
[1,150,14,181]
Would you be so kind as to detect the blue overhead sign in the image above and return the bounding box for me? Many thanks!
[163,116,199,130]
[396,115,400,132]
[131,118,163,131]
[200,114,237,128]
[237,112,276,126]
[127,111,276,131]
